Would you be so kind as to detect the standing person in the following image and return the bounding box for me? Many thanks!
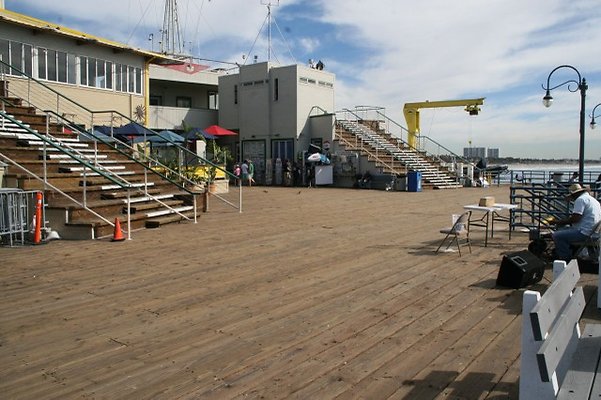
[568,172,579,184]
[233,164,241,186]
[552,183,601,261]
[241,160,249,186]
[248,159,255,186]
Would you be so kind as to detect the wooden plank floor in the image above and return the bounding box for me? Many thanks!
[1,185,600,399]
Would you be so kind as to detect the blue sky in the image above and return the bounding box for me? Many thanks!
[5,0,601,159]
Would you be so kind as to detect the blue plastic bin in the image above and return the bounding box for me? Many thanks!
[407,171,422,192]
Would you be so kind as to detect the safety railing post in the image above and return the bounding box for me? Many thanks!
[126,188,132,240]
[239,182,242,213]
[82,164,87,208]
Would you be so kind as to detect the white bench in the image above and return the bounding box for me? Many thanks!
[520,259,601,399]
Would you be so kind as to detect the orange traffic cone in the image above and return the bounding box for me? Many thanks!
[111,218,126,241]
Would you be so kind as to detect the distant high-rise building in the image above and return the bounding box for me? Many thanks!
[487,148,499,159]
[463,147,486,159]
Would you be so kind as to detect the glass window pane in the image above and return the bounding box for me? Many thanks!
[23,44,32,76]
[96,60,105,88]
[79,56,87,85]
[121,65,127,92]
[115,63,121,91]
[87,57,95,87]
[11,42,22,74]
[0,39,9,74]
[47,49,56,81]
[128,66,135,92]
[67,54,76,84]
[57,51,67,83]
[106,62,112,89]
[38,48,47,80]
[135,67,142,94]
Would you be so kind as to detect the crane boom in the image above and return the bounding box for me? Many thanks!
[403,97,485,148]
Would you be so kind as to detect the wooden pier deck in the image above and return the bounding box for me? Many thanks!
[1,185,599,399]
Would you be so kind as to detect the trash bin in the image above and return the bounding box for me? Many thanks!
[394,176,406,191]
[407,171,422,192]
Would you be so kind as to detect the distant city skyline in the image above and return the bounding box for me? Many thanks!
[5,0,601,159]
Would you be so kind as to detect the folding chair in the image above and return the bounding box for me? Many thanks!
[572,220,601,261]
[436,210,472,256]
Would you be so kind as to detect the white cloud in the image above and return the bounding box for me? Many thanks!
[7,0,601,158]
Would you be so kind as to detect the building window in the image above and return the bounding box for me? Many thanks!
[234,84,238,105]
[114,63,142,94]
[80,56,113,89]
[272,139,293,161]
[37,48,75,84]
[208,91,218,109]
[274,78,279,101]
[0,40,33,77]
[149,95,162,106]
[176,96,192,108]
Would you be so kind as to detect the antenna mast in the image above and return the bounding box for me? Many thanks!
[261,0,280,61]
[161,0,182,55]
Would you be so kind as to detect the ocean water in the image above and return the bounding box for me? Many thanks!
[498,163,601,185]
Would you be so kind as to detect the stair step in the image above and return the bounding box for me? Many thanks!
[101,182,155,190]
[46,154,108,160]
[145,209,197,229]
[101,187,162,199]
[127,194,175,204]
[59,165,126,173]
[145,205,194,218]
[129,199,182,213]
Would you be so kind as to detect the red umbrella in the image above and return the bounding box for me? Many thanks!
[204,125,238,136]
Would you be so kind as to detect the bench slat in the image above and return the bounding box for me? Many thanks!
[557,324,601,399]
[531,262,581,341]
[536,286,586,382]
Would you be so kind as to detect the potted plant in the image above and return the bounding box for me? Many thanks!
[205,141,231,193]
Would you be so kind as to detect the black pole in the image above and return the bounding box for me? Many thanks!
[541,65,586,184]
[578,78,587,183]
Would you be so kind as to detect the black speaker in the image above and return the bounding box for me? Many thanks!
[496,250,545,289]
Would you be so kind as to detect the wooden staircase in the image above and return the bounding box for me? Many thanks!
[335,120,462,189]
[0,97,201,239]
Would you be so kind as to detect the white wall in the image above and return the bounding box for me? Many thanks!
[218,61,335,160]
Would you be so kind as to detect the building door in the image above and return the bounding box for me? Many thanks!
[242,140,266,185]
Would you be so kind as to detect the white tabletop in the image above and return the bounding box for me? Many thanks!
[464,203,517,212]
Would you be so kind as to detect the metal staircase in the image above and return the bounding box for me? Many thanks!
[335,118,462,189]
[0,109,201,239]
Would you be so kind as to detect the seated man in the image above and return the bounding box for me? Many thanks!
[552,183,601,261]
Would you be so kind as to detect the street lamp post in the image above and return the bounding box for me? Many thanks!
[542,65,587,183]
[590,103,601,130]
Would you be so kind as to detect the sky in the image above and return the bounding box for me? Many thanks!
[5,0,601,160]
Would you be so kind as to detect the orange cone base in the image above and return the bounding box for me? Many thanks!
[112,218,126,241]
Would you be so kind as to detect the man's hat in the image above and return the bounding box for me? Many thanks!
[567,183,588,197]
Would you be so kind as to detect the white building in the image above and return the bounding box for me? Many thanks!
[219,61,336,183]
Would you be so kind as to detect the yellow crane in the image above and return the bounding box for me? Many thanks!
[403,98,485,148]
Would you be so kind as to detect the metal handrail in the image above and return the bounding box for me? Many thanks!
[336,113,462,186]
[0,58,242,212]
[38,111,203,223]
[0,152,115,227]
[0,111,204,229]
[0,111,129,187]
[335,130,404,174]
[373,109,476,168]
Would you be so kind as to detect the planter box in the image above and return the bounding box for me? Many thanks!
[209,180,229,194]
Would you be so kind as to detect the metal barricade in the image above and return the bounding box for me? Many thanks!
[0,189,43,246]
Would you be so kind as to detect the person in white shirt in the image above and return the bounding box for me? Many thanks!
[552,183,601,261]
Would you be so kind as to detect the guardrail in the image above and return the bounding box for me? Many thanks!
[0,59,242,213]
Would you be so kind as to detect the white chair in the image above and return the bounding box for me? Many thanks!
[436,211,472,256]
